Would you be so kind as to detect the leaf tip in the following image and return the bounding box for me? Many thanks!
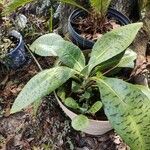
[10,101,23,114]
[10,107,17,114]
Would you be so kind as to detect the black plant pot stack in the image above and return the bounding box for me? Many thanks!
[1,30,27,69]
[68,8,131,50]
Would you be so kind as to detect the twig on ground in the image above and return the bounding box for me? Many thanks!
[25,44,43,71]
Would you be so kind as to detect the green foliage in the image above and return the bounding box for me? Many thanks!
[117,48,137,68]
[0,0,3,4]
[71,81,81,93]
[61,0,111,18]
[80,91,91,100]
[137,85,150,98]
[11,67,75,114]
[90,0,111,16]
[91,48,136,76]
[49,7,53,33]
[72,114,89,131]
[57,87,66,102]
[65,97,80,109]
[88,23,142,74]
[88,101,103,115]
[30,33,63,56]
[30,34,85,72]
[96,77,150,150]
[3,0,35,15]
[139,0,150,11]
[10,23,150,149]
[60,0,89,13]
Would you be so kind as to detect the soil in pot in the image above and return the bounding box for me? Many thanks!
[0,28,28,69]
[72,14,121,42]
[0,36,19,58]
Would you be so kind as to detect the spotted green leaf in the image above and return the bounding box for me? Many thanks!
[72,114,89,131]
[30,33,85,72]
[136,85,150,98]
[117,49,137,68]
[10,67,75,114]
[64,97,80,109]
[96,77,150,150]
[30,33,64,56]
[88,101,103,115]
[56,40,85,72]
[72,81,81,93]
[57,86,66,102]
[91,49,136,76]
[88,23,143,73]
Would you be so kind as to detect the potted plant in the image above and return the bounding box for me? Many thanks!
[0,0,30,69]
[0,30,27,69]
[10,23,150,149]
[61,0,131,49]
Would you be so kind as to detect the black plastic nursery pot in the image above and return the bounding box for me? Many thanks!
[68,8,131,50]
[1,30,27,69]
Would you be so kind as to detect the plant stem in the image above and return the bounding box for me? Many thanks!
[25,44,43,71]
[49,7,53,33]
[102,65,118,75]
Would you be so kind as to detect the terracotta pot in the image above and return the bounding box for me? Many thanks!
[54,92,112,135]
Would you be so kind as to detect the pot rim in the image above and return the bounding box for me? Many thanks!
[68,9,94,44]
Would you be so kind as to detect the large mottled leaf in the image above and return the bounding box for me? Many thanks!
[88,23,143,74]
[96,77,150,150]
[90,51,125,76]
[91,49,136,76]
[72,114,89,131]
[10,67,75,114]
[90,0,111,15]
[30,33,64,56]
[30,33,85,72]
[3,0,35,14]
[136,85,150,98]
[56,40,86,71]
